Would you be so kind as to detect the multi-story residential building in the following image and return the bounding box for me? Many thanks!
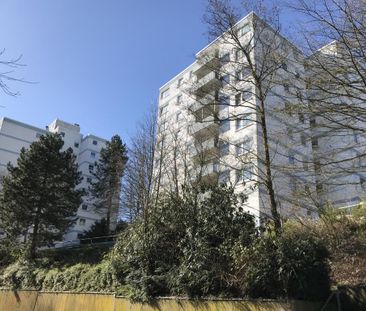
[307,41,366,208]
[155,12,366,221]
[155,12,316,223]
[0,117,112,241]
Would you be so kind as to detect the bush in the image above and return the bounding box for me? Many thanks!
[0,260,117,292]
[111,185,256,301]
[236,225,331,300]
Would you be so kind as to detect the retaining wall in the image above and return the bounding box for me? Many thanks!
[0,290,335,311]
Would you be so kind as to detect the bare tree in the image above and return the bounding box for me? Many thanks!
[288,0,366,207]
[180,0,317,233]
[0,49,26,97]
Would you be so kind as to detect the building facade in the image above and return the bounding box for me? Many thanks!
[0,117,110,242]
[155,12,365,221]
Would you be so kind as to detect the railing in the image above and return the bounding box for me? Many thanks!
[54,235,117,249]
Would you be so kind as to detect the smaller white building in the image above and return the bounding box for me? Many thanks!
[0,117,110,242]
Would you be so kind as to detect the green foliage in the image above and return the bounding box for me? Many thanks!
[111,185,256,301]
[91,135,128,233]
[0,260,117,292]
[79,218,109,239]
[0,133,83,258]
[236,226,331,300]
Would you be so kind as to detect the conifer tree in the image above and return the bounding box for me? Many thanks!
[91,135,128,234]
[0,134,83,258]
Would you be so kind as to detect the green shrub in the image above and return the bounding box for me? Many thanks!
[236,226,331,300]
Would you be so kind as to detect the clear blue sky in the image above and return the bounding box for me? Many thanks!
[0,0,300,144]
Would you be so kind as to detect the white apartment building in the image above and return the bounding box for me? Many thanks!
[155,12,316,223]
[0,117,110,241]
[155,12,365,221]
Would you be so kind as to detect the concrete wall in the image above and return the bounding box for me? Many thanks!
[0,290,335,311]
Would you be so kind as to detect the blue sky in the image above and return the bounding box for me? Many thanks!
[0,0,302,144]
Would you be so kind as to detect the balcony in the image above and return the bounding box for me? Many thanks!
[191,137,219,159]
[193,162,219,185]
[189,92,218,113]
[194,53,221,80]
[190,115,219,139]
[191,71,221,98]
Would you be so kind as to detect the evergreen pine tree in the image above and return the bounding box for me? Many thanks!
[91,135,128,234]
[0,133,83,258]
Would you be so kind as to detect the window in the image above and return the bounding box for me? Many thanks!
[86,177,92,183]
[219,119,230,133]
[219,95,229,111]
[301,134,307,146]
[235,114,251,130]
[235,70,241,81]
[82,204,88,211]
[177,78,183,88]
[176,112,181,121]
[177,95,182,104]
[161,88,170,99]
[235,49,244,61]
[219,170,230,184]
[303,156,308,171]
[36,133,42,138]
[314,160,321,172]
[189,71,193,79]
[237,24,250,37]
[290,177,297,192]
[299,113,305,123]
[235,93,241,106]
[284,84,290,92]
[242,87,252,101]
[220,53,230,64]
[288,151,295,164]
[79,218,86,226]
[92,140,98,145]
[236,137,252,155]
[219,141,230,156]
[310,118,316,127]
[242,66,251,79]
[89,164,94,171]
[281,62,288,71]
[353,130,359,143]
[60,132,65,137]
[74,142,79,148]
[91,152,96,158]
[221,74,230,87]
[236,165,253,182]
[312,137,318,148]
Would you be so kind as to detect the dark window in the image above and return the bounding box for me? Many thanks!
[299,113,305,123]
[92,140,98,145]
[221,74,230,87]
[82,204,88,210]
[288,151,295,164]
[74,142,79,148]
[281,63,288,71]
[219,96,229,111]
[219,141,230,156]
[60,132,65,137]
[91,152,96,158]
[235,93,241,106]
[242,87,252,101]
[86,177,92,183]
[177,78,183,88]
[219,170,230,184]
[219,119,230,133]
[89,164,94,171]
[220,53,230,64]
[312,137,318,148]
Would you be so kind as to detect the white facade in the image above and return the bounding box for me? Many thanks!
[0,117,109,241]
[155,13,316,222]
[155,12,365,221]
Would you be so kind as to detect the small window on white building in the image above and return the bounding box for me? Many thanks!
[236,165,253,183]
[74,142,79,148]
[79,218,86,226]
[236,137,252,155]
[219,170,230,184]
[177,95,182,104]
[89,164,94,171]
[242,87,252,101]
[237,24,250,37]
[177,78,183,88]
[81,204,88,211]
[288,151,295,164]
[161,88,170,99]
[86,177,92,183]
[235,114,251,130]
[221,74,230,87]
[219,141,230,156]
[219,119,230,133]
[220,52,230,64]
[91,152,96,158]
[299,113,305,123]
[176,112,181,121]
[60,132,65,137]
[92,140,98,145]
